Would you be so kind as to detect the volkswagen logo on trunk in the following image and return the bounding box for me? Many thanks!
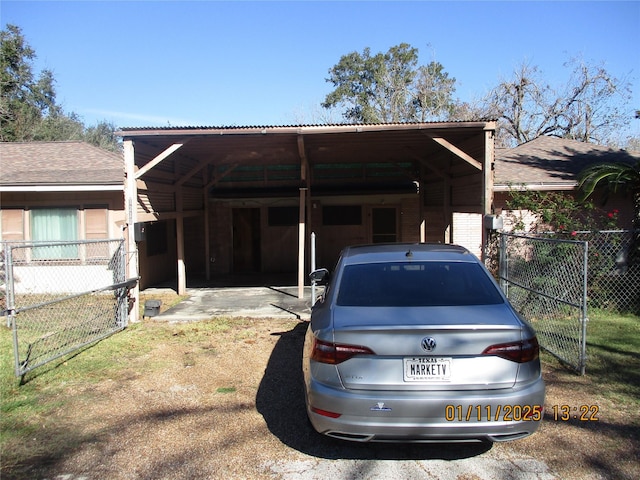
[421,337,436,352]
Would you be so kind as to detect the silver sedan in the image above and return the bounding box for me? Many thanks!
[303,243,545,443]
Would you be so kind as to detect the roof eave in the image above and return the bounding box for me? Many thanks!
[494,182,578,192]
[0,184,124,192]
[116,121,496,138]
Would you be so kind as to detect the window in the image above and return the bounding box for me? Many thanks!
[372,207,397,243]
[268,206,298,226]
[323,206,362,225]
[30,208,78,259]
[336,262,504,307]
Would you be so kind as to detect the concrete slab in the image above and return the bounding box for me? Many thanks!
[146,285,315,322]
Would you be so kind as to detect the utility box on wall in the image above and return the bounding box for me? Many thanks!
[483,214,504,230]
[134,222,147,242]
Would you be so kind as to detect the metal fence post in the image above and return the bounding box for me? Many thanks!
[499,233,507,295]
[4,244,21,376]
[580,241,589,376]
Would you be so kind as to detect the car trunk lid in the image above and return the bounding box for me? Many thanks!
[331,305,523,391]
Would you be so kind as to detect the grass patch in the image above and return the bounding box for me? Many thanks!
[583,310,640,405]
[216,386,237,394]
[540,309,639,412]
[0,316,246,477]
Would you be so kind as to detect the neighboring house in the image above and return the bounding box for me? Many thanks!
[0,141,125,243]
[494,136,638,231]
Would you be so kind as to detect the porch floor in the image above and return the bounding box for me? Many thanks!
[141,273,315,322]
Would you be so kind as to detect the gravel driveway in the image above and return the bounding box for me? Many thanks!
[15,317,569,480]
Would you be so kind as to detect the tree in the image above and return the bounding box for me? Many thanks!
[505,188,619,234]
[1,24,119,151]
[413,61,457,121]
[483,60,633,147]
[578,160,640,227]
[322,43,457,123]
[84,120,120,153]
[1,24,59,141]
[579,160,640,271]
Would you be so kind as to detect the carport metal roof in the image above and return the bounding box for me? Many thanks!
[117,121,496,321]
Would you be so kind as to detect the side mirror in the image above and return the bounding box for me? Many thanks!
[309,268,330,285]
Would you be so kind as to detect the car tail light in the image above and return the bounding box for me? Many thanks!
[311,406,342,418]
[311,338,375,364]
[482,336,539,363]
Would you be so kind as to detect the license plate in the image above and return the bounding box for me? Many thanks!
[403,357,452,381]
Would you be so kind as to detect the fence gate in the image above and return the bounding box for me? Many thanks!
[498,233,588,374]
[1,239,137,377]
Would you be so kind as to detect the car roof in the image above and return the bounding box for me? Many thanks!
[340,243,478,265]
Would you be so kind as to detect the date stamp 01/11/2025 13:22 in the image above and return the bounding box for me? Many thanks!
[444,404,600,422]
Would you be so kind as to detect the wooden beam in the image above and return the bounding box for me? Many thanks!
[175,186,186,295]
[134,141,187,179]
[482,129,495,261]
[136,179,176,192]
[427,135,482,170]
[298,187,307,299]
[297,134,308,181]
[176,158,210,186]
[205,163,240,189]
[135,210,203,223]
[203,168,211,281]
[123,139,140,323]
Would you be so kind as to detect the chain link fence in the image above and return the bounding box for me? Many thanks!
[573,230,640,314]
[498,233,588,374]
[496,230,640,374]
[2,239,137,377]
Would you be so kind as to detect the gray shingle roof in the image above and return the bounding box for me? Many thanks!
[0,141,123,186]
[495,136,639,187]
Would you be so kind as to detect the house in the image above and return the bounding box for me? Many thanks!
[0,141,125,243]
[494,136,638,231]
[4,132,635,323]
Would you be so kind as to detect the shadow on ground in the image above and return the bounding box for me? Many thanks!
[256,322,491,461]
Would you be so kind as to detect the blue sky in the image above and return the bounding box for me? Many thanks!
[3,1,639,133]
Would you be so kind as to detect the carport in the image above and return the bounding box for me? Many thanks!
[117,122,496,321]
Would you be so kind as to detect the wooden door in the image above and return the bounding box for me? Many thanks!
[232,208,261,272]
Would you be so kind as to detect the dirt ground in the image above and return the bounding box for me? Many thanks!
[6,316,639,480]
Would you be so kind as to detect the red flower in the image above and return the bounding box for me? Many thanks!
[571,231,578,237]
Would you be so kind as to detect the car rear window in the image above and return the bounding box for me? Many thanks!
[336,261,505,307]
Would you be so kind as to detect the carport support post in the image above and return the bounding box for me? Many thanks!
[482,128,495,261]
[123,139,140,323]
[298,187,307,299]
[176,188,187,295]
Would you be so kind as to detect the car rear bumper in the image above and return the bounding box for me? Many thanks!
[306,376,545,442]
